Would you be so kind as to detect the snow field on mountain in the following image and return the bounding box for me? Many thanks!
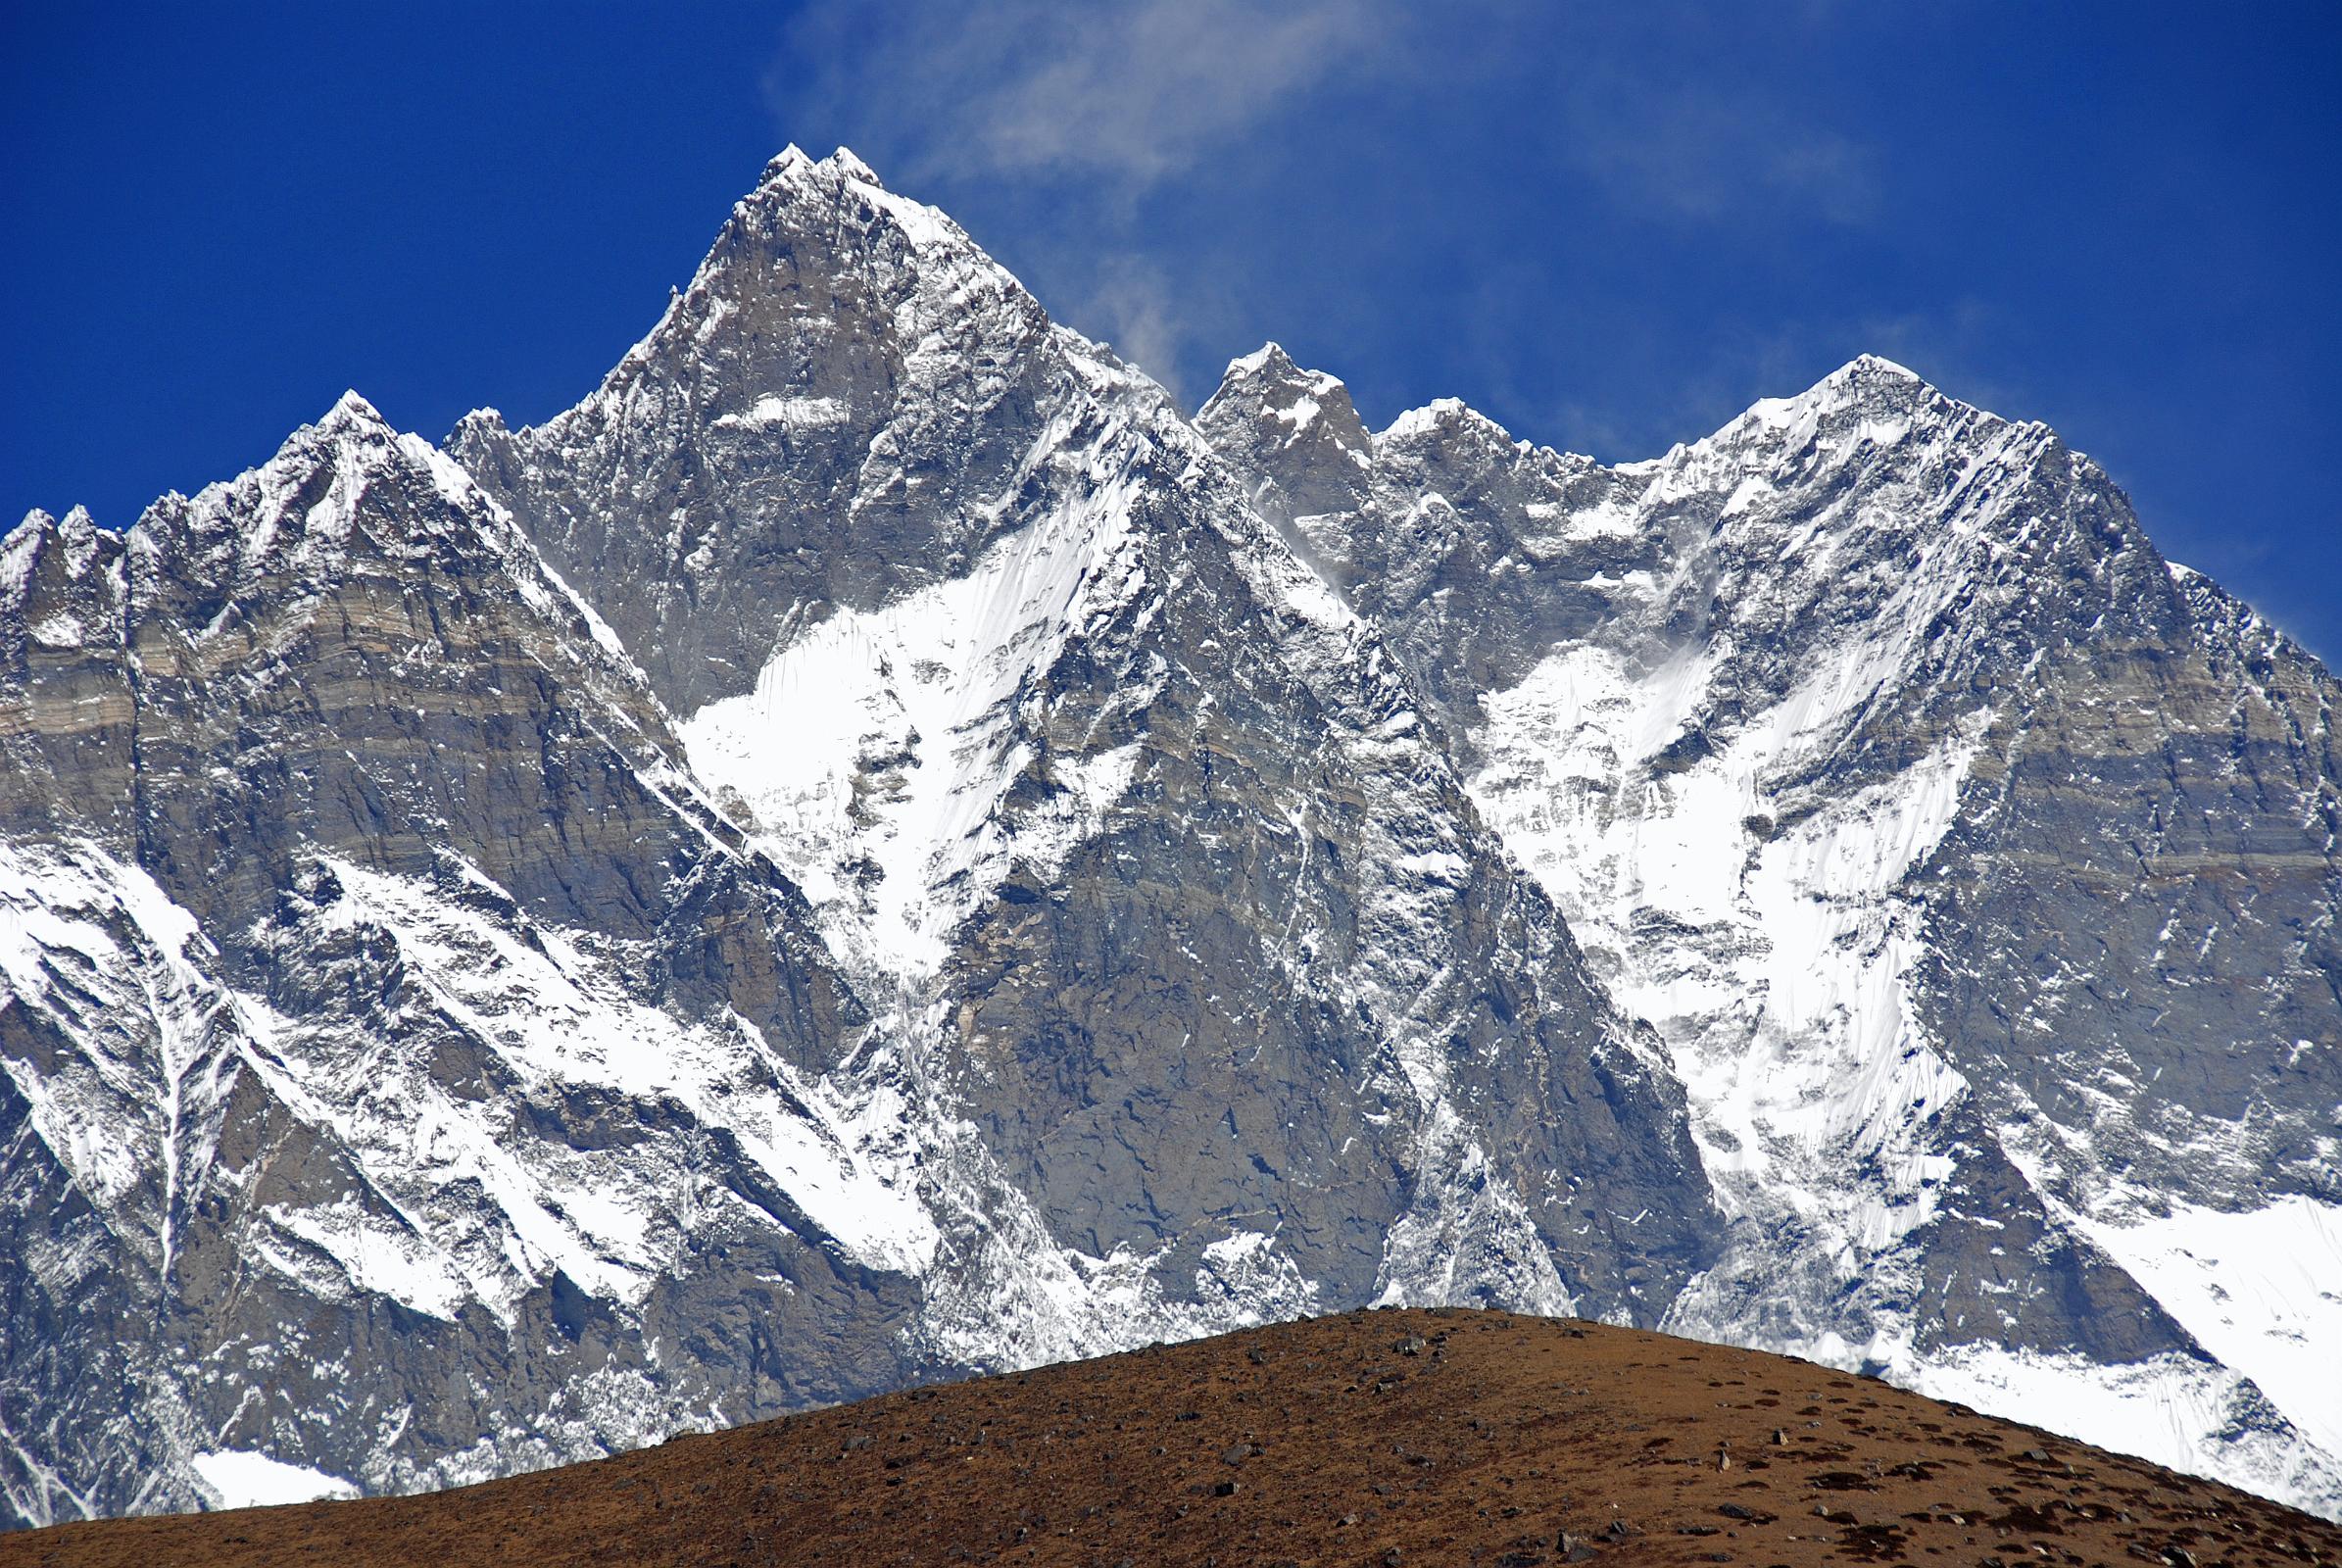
[1471,630,1982,1221]
[268,854,944,1311]
[1471,626,2342,1514]
[0,839,239,1280]
[1911,1345,2337,1516]
[189,1450,358,1510]
[680,433,1153,982]
[2072,1195,2342,1459]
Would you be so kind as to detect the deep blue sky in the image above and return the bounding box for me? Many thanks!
[7,2,2338,660]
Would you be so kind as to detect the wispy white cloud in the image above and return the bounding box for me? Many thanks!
[1064,252,1192,401]
[1553,72,1882,229]
[766,2,1889,417]
[1536,34,1882,231]
[770,0,1402,400]
[777,0,1397,193]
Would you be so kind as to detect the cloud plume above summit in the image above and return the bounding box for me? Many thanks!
[777,0,1394,193]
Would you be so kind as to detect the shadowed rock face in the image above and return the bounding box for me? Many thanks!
[909,467,1715,1320]
[1916,569,2342,1205]
[1199,347,2342,1512]
[3,146,2338,1529]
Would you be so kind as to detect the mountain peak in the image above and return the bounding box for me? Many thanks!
[760,143,885,192]
[1222,341,1302,380]
[1783,354,1937,416]
[1378,396,1517,451]
[10,504,98,537]
[761,143,815,179]
[1842,351,1924,382]
[448,407,508,446]
[1196,344,1376,521]
[824,146,881,184]
[680,142,996,324]
[2,500,123,640]
[1708,353,1980,451]
[1804,352,1952,414]
[122,387,513,600]
[1202,343,1356,419]
[315,389,390,436]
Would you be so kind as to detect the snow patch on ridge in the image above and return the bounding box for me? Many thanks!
[1910,1346,2342,1520]
[260,854,943,1308]
[2073,1196,2342,1461]
[189,1450,359,1509]
[0,839,235,1278]
[715,395,849,431]
[3,827,945,1353]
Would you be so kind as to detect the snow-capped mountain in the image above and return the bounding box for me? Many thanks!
[2,147,2334,1524]
[1200,344,2342,1512]
[0,149,1713,1525]
[0,394,935,1520]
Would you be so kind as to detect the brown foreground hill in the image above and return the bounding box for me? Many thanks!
[11,1309,2338,1568]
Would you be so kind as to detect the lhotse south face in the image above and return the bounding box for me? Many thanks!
[2,147,2337,1525]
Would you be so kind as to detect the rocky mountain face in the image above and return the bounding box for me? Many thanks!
[1200,346,2342,1511]
[0,150,1715,1526]
[2,148,2335,1525]
[459,149,1720,1343]
[0,399,921,1522]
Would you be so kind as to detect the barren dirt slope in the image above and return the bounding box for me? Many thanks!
[11,1309,2337,1568]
